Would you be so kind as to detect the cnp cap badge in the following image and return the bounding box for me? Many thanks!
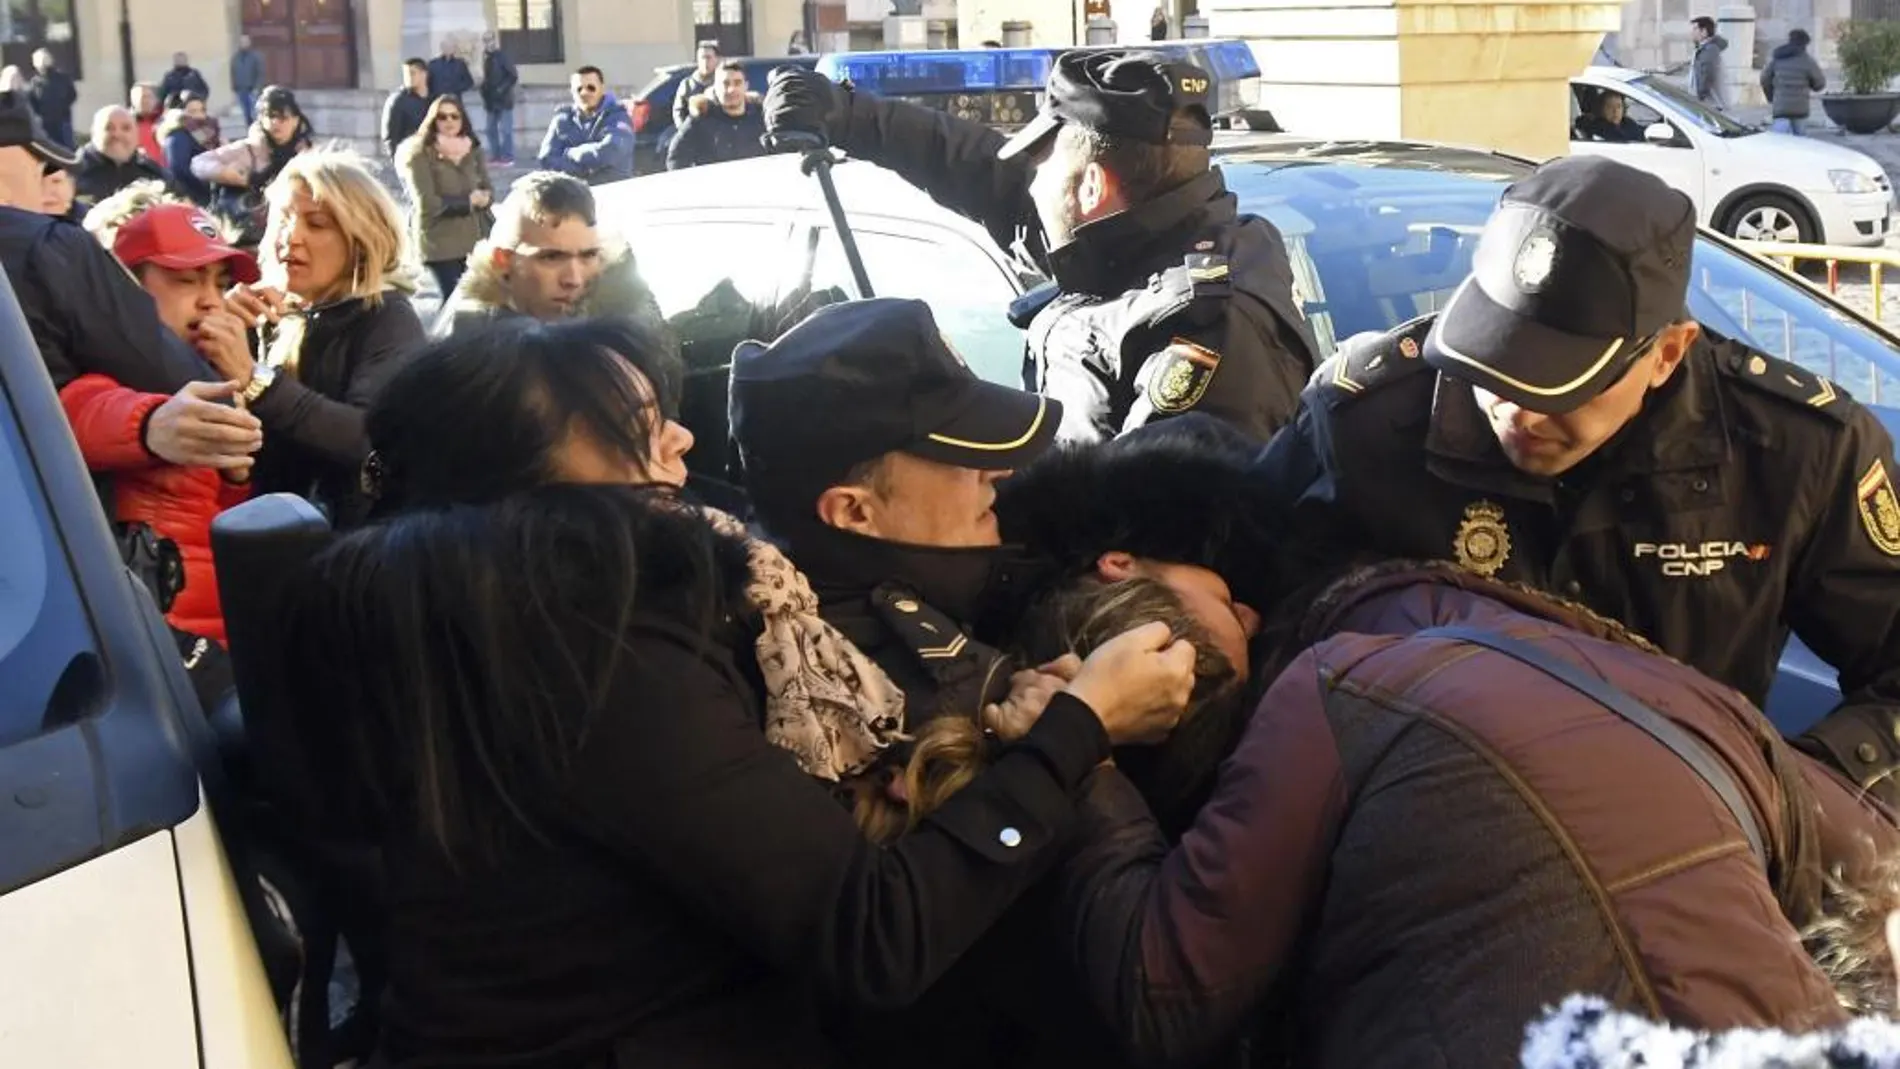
[1149,337,1222,414]
[1857,458,1900,557]
[1453,499,1513,577]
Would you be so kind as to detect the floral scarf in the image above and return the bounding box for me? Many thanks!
[702,507,907,781]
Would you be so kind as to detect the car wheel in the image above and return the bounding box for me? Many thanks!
[1725,193,1816,245]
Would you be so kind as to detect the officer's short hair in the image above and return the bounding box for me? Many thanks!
[1060,109,1210,203]
[1691,15,1715,34]
[493,172,596,248]
[574,64,605,82]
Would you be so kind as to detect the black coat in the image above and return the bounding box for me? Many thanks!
[382,90,430,157]
[249,292,426,528]
[666,99,767,171]
[481,48,518,111]
[158,65,211,106]
[357,500,1124,1068]
[1249,313,1900,804]
[73,146,173,207]
[27,69,76,131]
[426,56,474,101]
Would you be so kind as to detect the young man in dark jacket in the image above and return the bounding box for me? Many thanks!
[382,58,431,157]
[666,60,766,171]
[157,52,211,108]
[671,40,721,127]
[27,48,76,147]
[1762,28,1827,134]
[480,32,519,165]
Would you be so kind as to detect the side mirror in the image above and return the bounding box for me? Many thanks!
[1644,122,1677,145]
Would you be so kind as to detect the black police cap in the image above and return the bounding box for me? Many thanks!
[728,298,1061,514]
[1423,155,1695,414]
[0,91,75,169]
[997,49,1215,162]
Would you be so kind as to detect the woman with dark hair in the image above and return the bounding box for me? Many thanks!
[987,416,1900,1069]
[192,84,313,244]
[279,316,1194,1069]
[396,94,492,298]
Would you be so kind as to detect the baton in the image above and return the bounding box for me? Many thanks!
[765,130,875,299]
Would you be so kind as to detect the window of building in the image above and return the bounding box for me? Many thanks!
[0,0,80,81]
[496,0,561,65]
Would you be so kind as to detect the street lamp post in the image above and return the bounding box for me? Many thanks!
[118,0,135,94]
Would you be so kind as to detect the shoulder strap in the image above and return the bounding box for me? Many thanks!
[1415,625,1767,865]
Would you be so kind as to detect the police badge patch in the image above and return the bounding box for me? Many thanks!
[1453,500,1513,577]
[1149,338,1222,414]
[1857,459,1900,557]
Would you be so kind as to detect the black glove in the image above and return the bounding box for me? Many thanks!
[762,65,839,151]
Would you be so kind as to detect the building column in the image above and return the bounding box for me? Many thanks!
[1207,0,1620,162]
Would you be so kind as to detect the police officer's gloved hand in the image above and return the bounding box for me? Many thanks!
[762,66,839,151]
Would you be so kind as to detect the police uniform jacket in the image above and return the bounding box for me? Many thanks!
[820,91,1318,444]
[1250,313,1900,798]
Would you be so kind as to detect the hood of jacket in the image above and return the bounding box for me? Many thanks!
[1700,34,1728,51]
[1773,41,1809,59]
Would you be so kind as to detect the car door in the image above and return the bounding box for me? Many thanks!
[1569,80,1709,215]
[790,214,1032,389]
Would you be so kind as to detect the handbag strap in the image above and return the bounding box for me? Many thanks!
[1416,625,1768,865]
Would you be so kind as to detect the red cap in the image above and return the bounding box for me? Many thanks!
[113,205,261,284]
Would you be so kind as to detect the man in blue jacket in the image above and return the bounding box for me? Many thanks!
[537,65,634,186]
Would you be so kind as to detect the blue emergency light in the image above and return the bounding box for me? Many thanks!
[816,40,1262,131]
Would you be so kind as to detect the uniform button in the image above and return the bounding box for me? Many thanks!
[998,827,1023,848]
[1858,742,1881,764]
[1564,581,1582,596]
[1692,478,1710,493]
[1620,488,1635,504]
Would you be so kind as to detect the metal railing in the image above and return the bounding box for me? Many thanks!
[1730,239,1900,404]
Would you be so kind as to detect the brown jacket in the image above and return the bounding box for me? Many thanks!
[1058,562,1897,1069]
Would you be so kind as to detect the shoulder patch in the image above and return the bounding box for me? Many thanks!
[1316,314,1436,400]
[1147,337,1222,414]
[1858,459,1900,557]
[1716,343,1853,424]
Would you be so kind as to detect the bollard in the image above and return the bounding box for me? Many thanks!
[1002,20,1032,47]
[1085,16,1117,45]
[1182,14,1210,38]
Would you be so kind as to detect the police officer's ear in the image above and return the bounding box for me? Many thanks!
[1643,319,1701,390]
[1095,550,1140,581]
[1076,159,1120,217]
[816,482,881,537]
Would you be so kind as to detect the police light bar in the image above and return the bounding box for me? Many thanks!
[816,40,1262,129]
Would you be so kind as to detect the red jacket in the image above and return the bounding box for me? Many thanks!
[60,374,248,642]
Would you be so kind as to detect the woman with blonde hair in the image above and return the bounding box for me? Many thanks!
[213,149,426,527]
[397,94,493,298]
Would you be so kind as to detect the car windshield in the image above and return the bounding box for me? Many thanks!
[1221,157,1900,432]
[1630,74,1760,137]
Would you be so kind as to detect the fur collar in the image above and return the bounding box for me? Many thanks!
[1523,996,1900,1068]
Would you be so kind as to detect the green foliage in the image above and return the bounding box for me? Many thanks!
[1833,19,1900,96]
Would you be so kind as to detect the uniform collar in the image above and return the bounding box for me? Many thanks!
[1045,170,1235,296]
[1423,340,1732,497]
[785,520,1015,629]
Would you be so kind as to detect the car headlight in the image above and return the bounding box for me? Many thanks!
[1830,169,1881,194]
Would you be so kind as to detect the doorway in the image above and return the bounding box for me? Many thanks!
[694,0,751,59]
[242,0,357,90]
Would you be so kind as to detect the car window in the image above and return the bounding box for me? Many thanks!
[1569,85,1662,142]
[1632,74,1759,138]
[620,216,790,478]
[807,226,1027,386]
[0,399,100,750]
[1687,239,1900,432]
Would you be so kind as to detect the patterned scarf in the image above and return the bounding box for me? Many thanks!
[701,507,907,781]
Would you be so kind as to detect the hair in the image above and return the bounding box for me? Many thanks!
[282,481,742,867]
[258,84,301,120]
[1057,109,1211,202]
[403,94,480,159]
[1790,27,1811,46]
[262,149,416,306]
[363,316,681,514]
[89,104,132,149]
[1692,15,1716,34]
[489,170,596,248]
[405,56,428,71]
[717,58,745,77]
[83,179,207,250]
[574,64,605,81]
[852,575,1241,843]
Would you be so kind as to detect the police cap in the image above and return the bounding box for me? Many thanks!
[997,49,1215,162]
[0,90,76,168]
[729,298,1062,516]
[1423,155,1695,414]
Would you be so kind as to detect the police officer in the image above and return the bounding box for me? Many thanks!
[1249,154,1900,803]
[762,51,1318,445]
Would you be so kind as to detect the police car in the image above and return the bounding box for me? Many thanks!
[599,127,1900,735]
[0,277,294,1064]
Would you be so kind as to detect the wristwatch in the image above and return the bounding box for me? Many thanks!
[241,362,278,404]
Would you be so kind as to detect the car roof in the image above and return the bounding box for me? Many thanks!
[1210,131,1539,176]
[1580,65,1645,83]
